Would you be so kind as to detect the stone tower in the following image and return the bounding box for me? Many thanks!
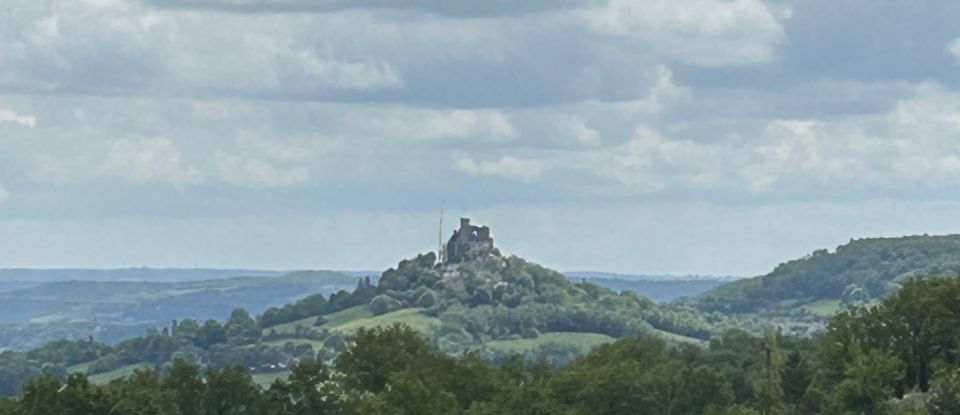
[444,218,499,264]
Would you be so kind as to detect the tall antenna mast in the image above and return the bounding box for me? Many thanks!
[438,206,444,264]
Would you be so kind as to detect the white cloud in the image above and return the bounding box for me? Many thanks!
[948,38,960,60]
[582,0,786,66]
[211,136,317,188]
[141,0,579,18]
[455,155,542,181]
[99,137,202,184]
[590,65,689,118]
[0,0,165,91]
[417,110,516,141]
[0,184,9,203]
[543,82,960,195]
[33,136,203,185]
[32,154,90,184]
[290,50,403,91]
[30,132,314,188]
[0,106,37,128]
[741,83,960,191]
[0,1,405,97]
[321,107,520,151]
[214,152,310,188]
[171,30,404,93]
[571,119,600,145]
[236,136,314,162]
[630,66,689,115]
[16,78,960,200]
[591,126,731,192]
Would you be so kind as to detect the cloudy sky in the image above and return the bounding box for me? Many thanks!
[2,0,960,276]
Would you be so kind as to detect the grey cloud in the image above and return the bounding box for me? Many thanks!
[779,0,960,84]
[0,3,406,101]
[581,0,787,67]
[0,0,783,108]
[139,0,587,18]
[673,1,960,98]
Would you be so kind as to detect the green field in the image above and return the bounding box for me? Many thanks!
[262,338,327,350]
[330,308,439,334]
[263,315,321,336]
[801,299,843,317]
[88,364,153,384]
[66,361,92,374]
[649,328,706,345]
[320,305,374,328]
[483,332,615,355]
[252,371,289,388]
[260,306,436,349]
[85,363,290,388]
[263,305,376,336]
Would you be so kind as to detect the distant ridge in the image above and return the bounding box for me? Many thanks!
[564,271,741,282]
[341,270,383,280]
[564,272,739,302]
[0,270,360,350]
[0,268,286,283]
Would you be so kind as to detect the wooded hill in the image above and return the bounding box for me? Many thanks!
[696,234,960,316]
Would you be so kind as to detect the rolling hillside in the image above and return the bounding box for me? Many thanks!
[0,271,359,350]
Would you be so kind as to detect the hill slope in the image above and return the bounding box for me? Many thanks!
[696,234,960,315]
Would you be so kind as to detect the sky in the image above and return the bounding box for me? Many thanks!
[3,0,960,276]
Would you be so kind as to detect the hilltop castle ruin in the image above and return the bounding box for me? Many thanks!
[441,218,500,264]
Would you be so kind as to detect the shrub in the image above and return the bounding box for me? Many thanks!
[369,295,404,316]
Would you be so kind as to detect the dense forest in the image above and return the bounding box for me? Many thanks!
[3,277,960,414]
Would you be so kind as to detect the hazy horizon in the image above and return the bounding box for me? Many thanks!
[0,266,739,280]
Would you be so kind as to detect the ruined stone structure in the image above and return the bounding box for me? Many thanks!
[443,218,500,264]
